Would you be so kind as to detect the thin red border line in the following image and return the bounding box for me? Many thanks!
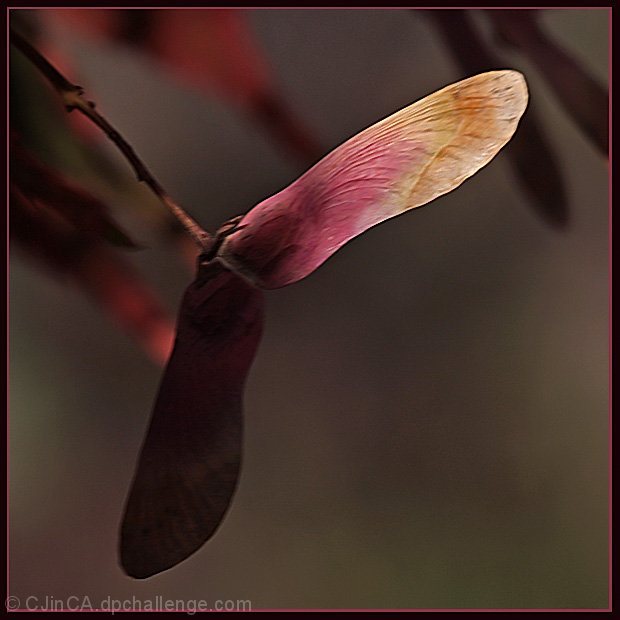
[3,6,616,10]
[607,5,612,613]
[6,4,11,610]
[5,7,612,613]
[4,609,615,613]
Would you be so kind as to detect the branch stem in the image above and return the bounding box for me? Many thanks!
[10,27,212,250]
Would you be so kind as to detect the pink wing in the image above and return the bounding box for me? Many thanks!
[120,260,263,579]
[219,70,528,289]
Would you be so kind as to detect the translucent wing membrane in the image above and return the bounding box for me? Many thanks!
[120,261,263,578]
[219,70,528,288]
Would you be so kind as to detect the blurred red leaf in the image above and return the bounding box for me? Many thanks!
[11,137,138,248]
[11,22,202,267]
[45,8,322,162]
[10,143,175,364]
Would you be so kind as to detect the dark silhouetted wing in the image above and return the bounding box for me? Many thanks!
[120,260,263,579]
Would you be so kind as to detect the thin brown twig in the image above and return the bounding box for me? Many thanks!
[10,27,212,250]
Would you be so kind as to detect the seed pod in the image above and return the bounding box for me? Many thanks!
[121,70,528,578]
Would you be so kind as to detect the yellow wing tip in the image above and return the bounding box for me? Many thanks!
[483,69,529,115]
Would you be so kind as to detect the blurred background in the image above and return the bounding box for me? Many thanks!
[9,8,609,610]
